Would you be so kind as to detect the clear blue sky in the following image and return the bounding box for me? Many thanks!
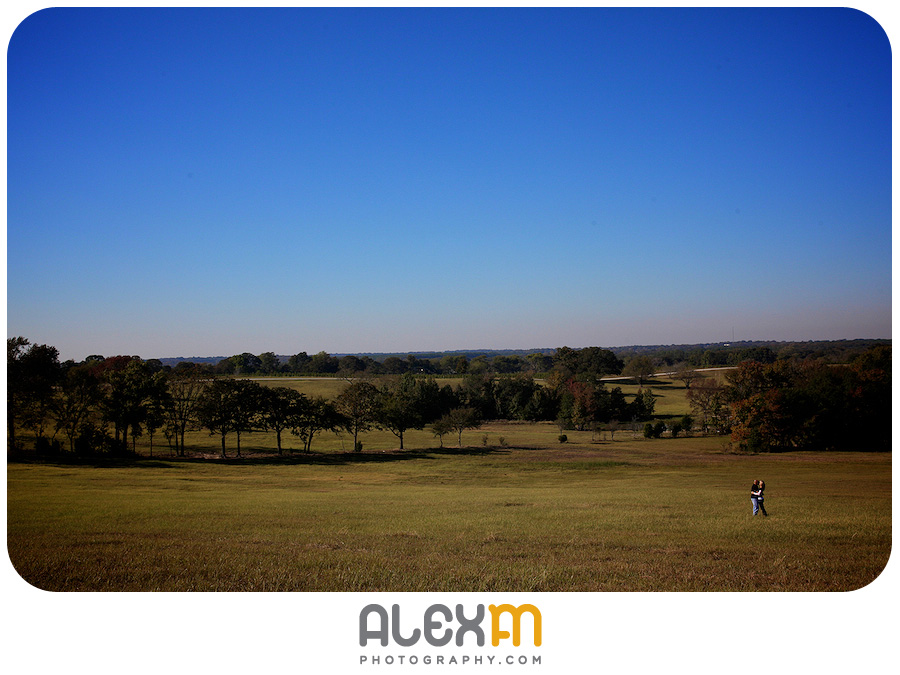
[6,7,892,361]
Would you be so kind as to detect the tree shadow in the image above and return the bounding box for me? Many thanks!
[8,443,512,469]
[418,445,511,457]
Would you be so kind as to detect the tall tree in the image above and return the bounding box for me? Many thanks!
[629,388,656,421]
[230,379,264,456]
[291,395,341,453]
[7,337,60,451]
[439,407,481,448]
[100,359,158,453]
[196,379,240,458]
[335,381,380,452]
[286,352,311,374]
[258,352,281,375]
[143,371,172,456]
[622,355,655,386]
[165,365,207,457]
[259,386,304,454]
[672,363,703,390]
[685,378,726,434]
[52,365,102,453]
[377,373,423,450]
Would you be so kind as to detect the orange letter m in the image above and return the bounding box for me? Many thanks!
[488,604,542,647]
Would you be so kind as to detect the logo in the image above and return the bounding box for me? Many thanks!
[359,603,542,666]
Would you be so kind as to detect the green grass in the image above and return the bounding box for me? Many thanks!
[7,425,890,592]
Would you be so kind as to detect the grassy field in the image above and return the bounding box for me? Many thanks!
[7,423,890,592]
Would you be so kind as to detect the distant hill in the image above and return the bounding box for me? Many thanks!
[156,339,888,367]
[157,356,228,367]
[157,349,554,367]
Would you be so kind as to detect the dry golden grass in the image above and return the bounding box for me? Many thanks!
[7,425,890,592]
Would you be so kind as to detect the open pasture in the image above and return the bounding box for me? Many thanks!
[7,425,890,592]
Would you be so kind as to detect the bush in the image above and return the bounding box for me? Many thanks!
[354,441,363,452]
[644,421,667,439]
[34,437,62,456]
[558,434,568,443]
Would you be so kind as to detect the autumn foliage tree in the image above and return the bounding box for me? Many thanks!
[724,349,890,452]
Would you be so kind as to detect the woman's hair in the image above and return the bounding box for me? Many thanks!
[759,480,765,489]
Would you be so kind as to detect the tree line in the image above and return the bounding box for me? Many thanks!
[680,344,891,452]
[180,339,888,377]
[201,344,625,378]
[8,337,890,457]
[8,339,657,457]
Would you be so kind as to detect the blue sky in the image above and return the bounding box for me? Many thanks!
[6,7,892,361]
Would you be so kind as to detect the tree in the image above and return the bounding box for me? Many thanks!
[672,363,703,390]
[575,347,624,378]
[629,388,656,421]
[456,374,497,420]
[291,395,342,453]
[382,356,409,374]
[338,355,367,376]
[553,346,580,378]
[724,359,891,452]
[308,351,339,374]
[622,355,655,386]
[492,375,543,420]
[685,378,726,434]
[143,371,171,456]
[8,337,60,451]
[492,355,523,374]
[258,352,281,375]
[53,365,102,453]
[165,365,207,457]
[335,381,380,452]
[439,407,481,448]
[197,379,241,457]
[377,373,424,450]
[563,380,598,431]
[259,386,304,454]
[100,359,159,453]
[525,353,554,374]
[229,380,264,456]
[431,416,452,447]
[286,352,311,374]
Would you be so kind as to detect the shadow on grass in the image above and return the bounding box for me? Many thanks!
[7,444,511,469]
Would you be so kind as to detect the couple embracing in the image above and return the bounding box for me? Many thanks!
[750,479,768,516]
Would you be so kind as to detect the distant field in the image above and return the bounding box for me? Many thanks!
[7,424,890,592]
[146,374,695,455]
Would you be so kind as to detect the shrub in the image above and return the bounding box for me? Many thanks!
[558,434,568,443]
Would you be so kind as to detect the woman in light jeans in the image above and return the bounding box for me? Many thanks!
[756,480,768,516]
[750,480,760,515]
